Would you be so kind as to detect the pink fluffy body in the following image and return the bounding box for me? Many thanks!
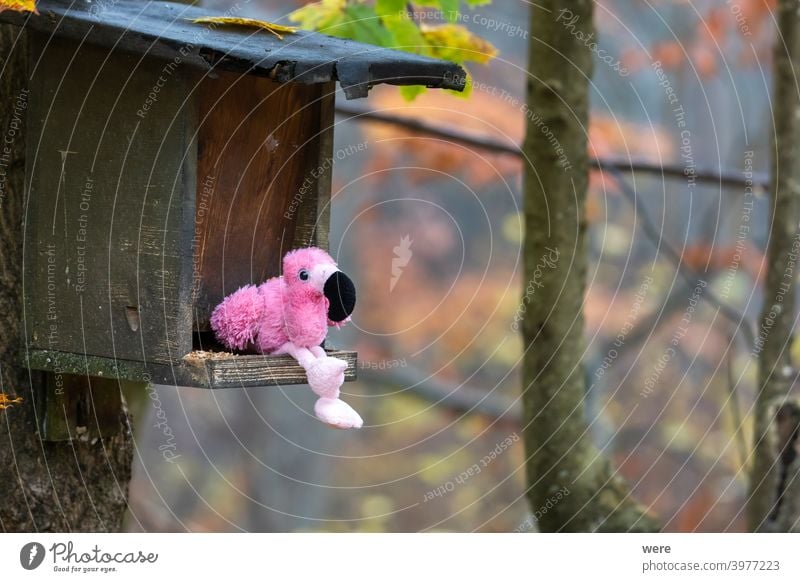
[211,247,362,429]
[211,247,335,354]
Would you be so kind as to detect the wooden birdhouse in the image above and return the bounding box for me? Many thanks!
[0,0,463,435]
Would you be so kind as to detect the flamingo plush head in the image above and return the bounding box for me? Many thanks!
[283,247,356,322]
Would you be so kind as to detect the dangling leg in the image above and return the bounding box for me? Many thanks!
[309,345,327,359]
[276,341,346,398]
[276,342,361,429]
[279,343,346,377]
[309,345,351,382]
[275,342,316,367]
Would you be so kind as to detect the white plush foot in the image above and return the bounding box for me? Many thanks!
[314,397,363,429]
[304,356,347,399]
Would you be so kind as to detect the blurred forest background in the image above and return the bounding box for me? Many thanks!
[125,0,783,532]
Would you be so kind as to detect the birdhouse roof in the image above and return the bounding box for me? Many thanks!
[0,0,467,99]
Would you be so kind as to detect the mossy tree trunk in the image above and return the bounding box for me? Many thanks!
[0,25,133,532]
[521,0,657,532]
[748,0,800,533]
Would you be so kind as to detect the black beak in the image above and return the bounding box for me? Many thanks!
[324,271,356,322]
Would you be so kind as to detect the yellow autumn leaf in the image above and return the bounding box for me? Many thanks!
[190,16,298,40]
[0,394,23,410]
[0,0,36,13]
[289,0,345,32]
[420,23,498,65]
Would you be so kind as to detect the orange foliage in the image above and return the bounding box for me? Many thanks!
[673,486,717,532]
[680,243,765,284]
[584,286,651,336]
[588,115,674,162]
[619,47,650,76]
[0,0,36,13]
[700,7,729,45]
[0,394,23,410]
[363,86,673,190]
[738,0,777,36]
[351,209,520,376]
[691,44,718,78]
[361,85,523,187]
[652,41,684,70]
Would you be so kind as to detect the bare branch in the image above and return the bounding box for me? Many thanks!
[335,103,770,191]
[609,168,756,350]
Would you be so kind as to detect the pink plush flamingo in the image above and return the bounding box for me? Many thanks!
[211,247,361,429]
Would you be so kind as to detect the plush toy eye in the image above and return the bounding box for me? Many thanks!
[298,269,310,282]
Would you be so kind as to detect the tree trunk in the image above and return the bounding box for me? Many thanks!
[0,25,133,532]
[748,0,800,533]
[521,0,657,532]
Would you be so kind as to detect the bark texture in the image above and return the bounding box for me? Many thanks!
[0,25,133,532]
[748,0,800,532]
[521,1,657,532]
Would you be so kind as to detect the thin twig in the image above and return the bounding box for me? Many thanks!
[608,167,757,350]
[335,103,771,190]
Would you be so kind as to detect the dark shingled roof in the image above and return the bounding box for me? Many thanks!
[0,0,467,99]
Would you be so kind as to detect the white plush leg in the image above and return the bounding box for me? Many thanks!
[275,342,316,367]
[309,345,327,358]
[314,397,363,429]
[277,342,360,429]
[304,358,347,399]
[309,345,349,376]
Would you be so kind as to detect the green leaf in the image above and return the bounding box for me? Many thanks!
[400,85,427,101]
[290,0,349,36]
[438,0,460,22]
[375,0,406,17]
[413,0,461,21]
[291,0,497,101]
[344,4,394,46]
[421,23,498,65]
[381,13,426,53]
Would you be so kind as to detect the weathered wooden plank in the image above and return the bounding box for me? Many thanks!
[183,350,357,388]
[292,82,335,251]
[23,34,194,364]
[0,0,467,100]
[193,71,326,330]
[25,349,357,389]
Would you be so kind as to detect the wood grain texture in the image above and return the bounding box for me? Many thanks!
[0,25,133,532]
[183,350,357,388]
[193,72,326,330]
[26,349,357,389]
[292,81,335,251]
[24,34,194,364]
